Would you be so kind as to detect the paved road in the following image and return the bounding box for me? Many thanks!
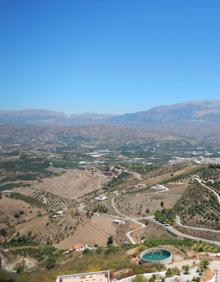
[176,215,220,233]
[111,178,220,246]
[145,216,220,246]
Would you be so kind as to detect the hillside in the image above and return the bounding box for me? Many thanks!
[108,100,220,137]
[174,179,220,230]
[1,100,220,138]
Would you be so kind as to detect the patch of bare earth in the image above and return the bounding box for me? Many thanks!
[115,186,186,217]
[32,169,109,200]
[0,196,45,222]
[131,221,174,242]
[115,221,140,245]
[56,219,108,249]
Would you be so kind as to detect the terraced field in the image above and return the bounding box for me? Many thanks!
[31,190,71,212]
[175,180,220,229]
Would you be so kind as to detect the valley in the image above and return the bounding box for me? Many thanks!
[1,102,220,281]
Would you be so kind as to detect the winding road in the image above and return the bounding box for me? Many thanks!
[111,197,145,244]
[175,178,220,233]
[111,177,220,246]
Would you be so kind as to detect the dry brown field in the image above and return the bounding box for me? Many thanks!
[55,215,140,249]
[15,208,83,243]
[91,214,117,236]
[32,169,109,200]
[142,165,198,186]
[131,221,174,242]
[56,219,108,249]
[114,186,186,217]
[0,196,46,222]
[15,215,49,235]
[13,186,35,196]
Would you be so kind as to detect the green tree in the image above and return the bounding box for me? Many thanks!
[200,259,209,272]
[182,265,190,274]
[131,275,147,282]
[46,256,56,269]
[107,236,113,246]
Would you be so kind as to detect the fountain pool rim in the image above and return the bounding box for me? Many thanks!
[140,248,172,264]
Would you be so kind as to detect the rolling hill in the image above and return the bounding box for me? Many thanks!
[1,100,220,138]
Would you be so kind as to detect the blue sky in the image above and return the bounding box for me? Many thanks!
[0,0,220,114]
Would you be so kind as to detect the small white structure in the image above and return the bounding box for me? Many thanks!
[112,219,126,225]
[42,196,47,204]
[135,183,147,189]
[95,195,108,201]
[56,210,64,216]
[151,185,169,192]
[70,243,96,253]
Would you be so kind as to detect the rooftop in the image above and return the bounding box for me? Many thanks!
[56,271,110,282]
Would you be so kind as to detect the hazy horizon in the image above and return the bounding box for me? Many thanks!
[1,98,220,115]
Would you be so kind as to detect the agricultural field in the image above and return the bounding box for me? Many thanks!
[174,224,220,242]
[0,195,46,229]
[14,206,83,244]
[56,218,109,249]
[131,221,175,242]
[33,169,110,200]
[114,185,186,217]
[142,164,202,186]
[56,214,140,249]
[174,180,220,229]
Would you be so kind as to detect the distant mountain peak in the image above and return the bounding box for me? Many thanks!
[1,100,220,138]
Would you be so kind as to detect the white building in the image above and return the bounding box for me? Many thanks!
[95,195,108,201]
[112,219,126,225]
[151,185,169,192]
[56,271,110,282]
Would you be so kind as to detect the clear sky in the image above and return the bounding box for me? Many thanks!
[0,0,220,114]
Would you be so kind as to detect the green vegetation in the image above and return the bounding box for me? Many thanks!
[93,204,108,214]
[14,210,25,219]
[193,241,220,253]
[143,238,194,248]
[6,244,62,270]
[50,159,78,169]
[154,209,176,224]
[0,182,29,191]
[10,192,46,208]
[159,166,204,185]
[182,265,190,274]
[174,181,220,229]
[129,163,154,175]
[199,259,209,273]
[107,236,113,246]
[1,234,37,248]
[166,267,181,277]
[131,275,147,282]
[0,271,16,282]
[19,247,131,282]
[104,172,129,191]
[0,156,54,182]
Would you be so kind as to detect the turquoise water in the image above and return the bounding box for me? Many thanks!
[142,249,171,262]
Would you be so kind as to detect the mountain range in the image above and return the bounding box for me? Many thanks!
[1,100,220,138]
